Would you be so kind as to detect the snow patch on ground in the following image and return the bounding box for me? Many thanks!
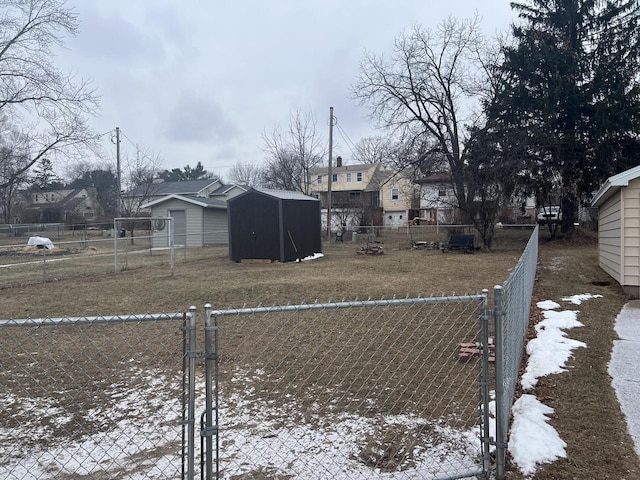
[1,366,487,479]
[561,293,603,305]
[510,293,601,476]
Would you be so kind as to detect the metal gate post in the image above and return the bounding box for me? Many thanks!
[203,304,217,480]
[479,289,492,478]
[186,306,198,480]
[493,286,506,480]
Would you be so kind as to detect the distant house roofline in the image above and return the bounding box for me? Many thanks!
[140,194,227,209]
[415,173,453,184]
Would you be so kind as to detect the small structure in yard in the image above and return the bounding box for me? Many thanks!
[227,188,322,263]
[442,234,476,253]
[357,236,384,255]
[592,165,640,298]
[27,235,54,250]
[141,195,228,247]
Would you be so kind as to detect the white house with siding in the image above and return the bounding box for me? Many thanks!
[591,165,640,298]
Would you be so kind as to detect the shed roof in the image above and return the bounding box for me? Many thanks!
[140,194,227,209]
[591,164,640,207]
[250,188,319,201]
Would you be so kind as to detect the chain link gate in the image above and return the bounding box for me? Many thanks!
[184,293,494,480]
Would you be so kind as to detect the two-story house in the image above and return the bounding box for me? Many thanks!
[308,158,419,230]
[416,173,460,225]
[20,187,101,223]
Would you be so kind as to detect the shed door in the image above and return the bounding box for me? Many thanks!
[169,210,186,246]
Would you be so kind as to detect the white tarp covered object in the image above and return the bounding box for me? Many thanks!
[27,236,54,250]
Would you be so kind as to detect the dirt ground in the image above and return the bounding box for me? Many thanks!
[507,230,640,479]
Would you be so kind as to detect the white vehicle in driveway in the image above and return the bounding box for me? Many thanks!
[537,206,562,224]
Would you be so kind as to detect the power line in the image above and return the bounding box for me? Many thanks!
[335,120,357,158]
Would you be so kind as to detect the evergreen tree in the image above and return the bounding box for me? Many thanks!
[491,0,640,234]
[32,157,62,190]
[68,169,119,216]
[158,161,216,182]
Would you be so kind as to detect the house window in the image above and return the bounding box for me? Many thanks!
[35,194,39,202]
[346,172,352,182]
[438,188,447,197]
[317,175,323,185]
[332,173,338,182]
[349,191,361,202]
[371,191,380,207]
[357,172,363,182]
[391,188,399,201]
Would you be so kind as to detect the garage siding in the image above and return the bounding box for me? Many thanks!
[149,199,203,248]
[203,209,228,245]
[622,180,640,288]
[598,194,621,282]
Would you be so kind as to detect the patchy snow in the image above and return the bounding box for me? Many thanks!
[561,293,603,305]
[520,309,586,390]
[510,395,567,476]
[536,300,560,310]
[301,252,324,261]
[510,293,600,476]
[1,365,487,479]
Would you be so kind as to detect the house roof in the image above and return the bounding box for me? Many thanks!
[134,179,221,197]
[210,184,249,196]
[415,173,453,184]
[308,163,378,175]
[591,164,640,207]
[253,188,319,201]
[140,194,227,209]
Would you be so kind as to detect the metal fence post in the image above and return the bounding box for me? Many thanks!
[186,306,197,480]
[42,249,47,283]
[203,303,215,480]
[493,285,506,480]
[479,289,492,477]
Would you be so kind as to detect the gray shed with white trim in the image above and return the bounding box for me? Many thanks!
[141,194,228,247]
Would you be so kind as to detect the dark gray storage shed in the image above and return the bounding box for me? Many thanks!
[228,188,322,262]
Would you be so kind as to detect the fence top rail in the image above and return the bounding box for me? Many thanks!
[209,293,487,317]
[0,312,185,328]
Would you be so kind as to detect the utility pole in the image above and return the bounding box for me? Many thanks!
[115,126,121,217]
[326,107,334,241]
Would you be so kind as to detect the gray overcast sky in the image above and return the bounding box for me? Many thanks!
[57,1,517,180]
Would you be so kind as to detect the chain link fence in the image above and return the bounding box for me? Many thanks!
[493,225,539,479]
[1,227,540,479]
[203,295,492,479]
[0,313,186,480]
[0,230,226,289]
[1,294,493,480]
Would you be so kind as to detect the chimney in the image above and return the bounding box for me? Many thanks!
[336,156,342,168]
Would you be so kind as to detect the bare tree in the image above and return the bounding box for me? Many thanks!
[0,120,30,222]
[227,161,263,187]
[353,15,509,247]
[120,149,161,213]
[0,0,100,193]
[261,108,325,194]
[352,135,394,165]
